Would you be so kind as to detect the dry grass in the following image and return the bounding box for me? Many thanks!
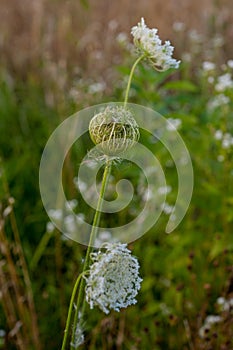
[0,0,232,82]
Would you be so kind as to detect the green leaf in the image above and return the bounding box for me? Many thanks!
[163,80,199,92]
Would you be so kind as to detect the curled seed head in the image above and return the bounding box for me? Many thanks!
[89,106,140,156]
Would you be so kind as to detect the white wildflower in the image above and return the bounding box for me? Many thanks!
[166,118,182,131]
[157,185,172,195]
[131,18,180,71]
[117,32,128,43]
[188,30,203,43]
[161,202,174,214]
[85,243,142,314]
[208,76,214,84]
[76,213,85,223]
[173,22,185,32]
[214,130,223,140]
[46,221,55,233]
[202,61,215,71]
[74,177,88,192]
[199,314,222,338]
[64,215,77,233]
[142,188,153,201]
[215,73,233,92]
[212,35,224,47]
[48,209,63,221]
[227,60,233,69]
[216,296,233,311]
[88,82,106,94]
[207,94,230,110]
[222,133,233,149]
[94,231,114,247]
[205,315,222,324]
[65,199,78,211]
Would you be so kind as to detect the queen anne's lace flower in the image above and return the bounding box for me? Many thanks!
[85,243,142,314]
[131,18,180,71]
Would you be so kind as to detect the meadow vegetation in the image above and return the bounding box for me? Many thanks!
[0,1,233,349]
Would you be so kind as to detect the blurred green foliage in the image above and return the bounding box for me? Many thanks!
[0,48,233,350]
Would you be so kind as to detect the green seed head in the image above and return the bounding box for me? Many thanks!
[89,106,140,156]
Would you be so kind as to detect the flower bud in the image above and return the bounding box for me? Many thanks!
[89,106,140,156]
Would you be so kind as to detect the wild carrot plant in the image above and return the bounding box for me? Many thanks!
[61,18,180,349]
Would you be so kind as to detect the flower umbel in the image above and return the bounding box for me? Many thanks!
[85,243,143,314]
[131,18,180,71]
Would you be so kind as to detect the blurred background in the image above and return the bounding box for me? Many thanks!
[0,0,233,349]
[1,0,233,88]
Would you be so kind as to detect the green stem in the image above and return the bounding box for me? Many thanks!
[124,54,145,107]
[70,158,112,349]
[61,272,86,350]
[30,230,54,271]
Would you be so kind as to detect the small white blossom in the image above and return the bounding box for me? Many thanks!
[142,188,153,201]
[214,130,223,140]
[212,35,224,47]
[188,30,203,43]
[166,118,182,131]
[227,60,233,68]
[88,82,106,94]
[64,215,77,233]
[76,213,85,223]
[48,209,63,221]
[208,76,214,84]
[217,296,233,311]
[215,73,233,92]
[199,314,222,338]
[161,202,174,214]
[207,94,230,110]
[157,185,172,195]
[94,231,115,247]
[85,243,142,314]
[202,61,215,71]
[46,221,55,233]
[74,177,88,192]
[222,133,233,149]
[173,22,185,32]
[131,18,180,71]
[117,32,128,43]
[65,199,78,211]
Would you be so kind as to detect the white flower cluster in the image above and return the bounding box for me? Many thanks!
[207,94,230,111]
[199,314,222,338]
[217,296,233,312]
[166,118,182,131]
[85,243,142,314]
[202,61,216,72]
[131,18,180,71]
[215,73,233,92]
[47,200,86,239]
[214,130,233,149]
